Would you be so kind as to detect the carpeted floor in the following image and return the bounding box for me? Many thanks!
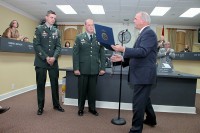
[0,87,200,133]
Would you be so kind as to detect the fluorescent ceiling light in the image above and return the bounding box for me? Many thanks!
[88,5,105,14]
[150,7,171,16]
[56,5,77,14]
[180,8,200,17]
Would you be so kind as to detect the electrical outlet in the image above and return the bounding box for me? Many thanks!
[11,84,15,89]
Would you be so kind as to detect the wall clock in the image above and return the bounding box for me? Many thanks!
[118,30,131,44]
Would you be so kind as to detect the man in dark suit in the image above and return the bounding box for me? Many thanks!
[111,11,157,133]
[33,10,64,115]
[73,19,106,116]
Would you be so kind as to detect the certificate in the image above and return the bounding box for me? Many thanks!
[95,24,115,51]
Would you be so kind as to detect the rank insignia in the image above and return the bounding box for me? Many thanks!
[42,31,48,37]
[81,39,85,44]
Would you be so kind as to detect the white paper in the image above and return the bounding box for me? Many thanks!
[162,63,171,68]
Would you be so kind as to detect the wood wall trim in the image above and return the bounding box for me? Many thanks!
[167,28,197,31]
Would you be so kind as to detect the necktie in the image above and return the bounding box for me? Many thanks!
[49,27,51,30]
[90,35,93,42]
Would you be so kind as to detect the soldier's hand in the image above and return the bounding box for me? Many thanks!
[99,70,105,75]
[46,57,51,64]
[74,70,80,75]
[49,57,55,66]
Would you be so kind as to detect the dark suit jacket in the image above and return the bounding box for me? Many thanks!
[123,26,157,85]
[73,32,106,75]
[33,24,61,68]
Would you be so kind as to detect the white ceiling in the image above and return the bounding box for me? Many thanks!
[1,0,200,26]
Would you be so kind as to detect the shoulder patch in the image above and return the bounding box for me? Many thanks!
[37,25,42,28]
[35,25,43,30]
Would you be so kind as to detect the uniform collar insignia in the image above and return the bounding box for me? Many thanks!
[84,32,90,42]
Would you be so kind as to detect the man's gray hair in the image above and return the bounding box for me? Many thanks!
[139,11,151,24]
[85,19,93,25]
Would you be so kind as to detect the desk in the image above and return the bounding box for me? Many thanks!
[174,52,200,60]
[61,67,200,114]
[0,37,34,53]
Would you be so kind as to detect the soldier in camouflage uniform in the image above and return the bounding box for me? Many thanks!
[33,10,64,115]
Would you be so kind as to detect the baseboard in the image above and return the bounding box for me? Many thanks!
[0,84,37,101]
[196,89,200,94]
[0,80,63,101]
[153,105,196,114]
[64,98,196,114]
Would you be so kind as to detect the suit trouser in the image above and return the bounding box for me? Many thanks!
[129,84,156,133]
[35,67,60,109]
[78,74,98,111]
